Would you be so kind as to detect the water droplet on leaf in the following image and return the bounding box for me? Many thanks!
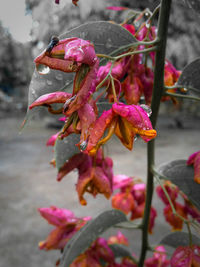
[55,73,63,81]
[47,80,53,86]
[36,64,50,75]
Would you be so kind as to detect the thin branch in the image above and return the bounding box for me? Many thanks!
[165,91,200,101]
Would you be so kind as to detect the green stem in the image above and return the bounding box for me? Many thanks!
[138,1,172,266]
[98,46,158,61]
[96,61,115,91]
[165,91,200,101]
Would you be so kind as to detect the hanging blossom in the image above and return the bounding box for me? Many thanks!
[33,37,99,115]
[70,231,137,267]
[112,175,157,233]
[170,245,200,267]
[144,245,170,267]
[156,181,188,231]
[38,206,91,250]
[56,149,113,205]
[187,150,200,184]
[84,102,157,155]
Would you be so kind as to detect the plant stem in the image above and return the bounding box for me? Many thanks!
[138,1,172,266]
[165,91,200,101]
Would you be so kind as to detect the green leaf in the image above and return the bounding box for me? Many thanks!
[109,244,138,263]
[28,21,136,106]
[160,232,200,248]
[54,134,80,170]
[158,160,200,210]
[60,209,127,267]
[186,0,200,16]
[177,58,200,95]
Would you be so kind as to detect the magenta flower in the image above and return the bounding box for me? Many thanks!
[57,149,113,205]
[187,150,200,184]
[145,245,170,267]
[46,132,60,146]
[64,38,97,66]
[38,206,91,250]
[171,245,200,267]
[86,102,157,155]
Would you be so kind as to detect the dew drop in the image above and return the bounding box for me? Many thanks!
[80,141,87,151]
[46,80,53,86]
[36,64,50,75]
[134,21,140,28]
[55,73,63,81]
[145,22,150,29]
[134,136,138,142]
[140,104,152,117]
[105,38,113,49]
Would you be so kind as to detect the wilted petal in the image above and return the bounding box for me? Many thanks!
[187,150,200,184]
[38,206,75,226]
[29,92,71,110]
[57,153,89,181]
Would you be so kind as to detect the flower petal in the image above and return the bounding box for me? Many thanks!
[29,92,71,110]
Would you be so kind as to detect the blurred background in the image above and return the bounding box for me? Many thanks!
[0,1,200,266]
[1,0,200,116]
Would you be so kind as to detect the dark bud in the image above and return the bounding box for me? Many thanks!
[46,36,59,54]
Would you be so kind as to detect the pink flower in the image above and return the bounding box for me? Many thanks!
[145,245,170,267]
[187,150,200,184]
[86,102,157,155]
[108,231,129,246]
[171,245,200,267]
[64,38,97,66]
[38,206,91,250]
[57,149,113,205]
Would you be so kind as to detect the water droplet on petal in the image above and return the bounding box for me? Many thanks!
[140,104,152,117]
[134,136,138,142]
[36,64,50,75]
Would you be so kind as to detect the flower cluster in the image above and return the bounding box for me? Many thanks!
[156,181,200,230]
[112,175,157,233]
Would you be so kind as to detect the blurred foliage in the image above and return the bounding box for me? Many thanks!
[0,22,33,95]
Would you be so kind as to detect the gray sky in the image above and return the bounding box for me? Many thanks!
[0,0,32,43]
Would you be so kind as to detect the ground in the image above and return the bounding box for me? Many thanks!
[0,111,199,267]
